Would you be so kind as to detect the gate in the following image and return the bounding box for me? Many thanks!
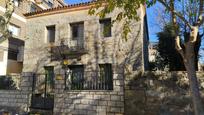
[30,67,55,110]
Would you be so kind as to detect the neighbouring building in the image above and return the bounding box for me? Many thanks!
[0,0,65,76]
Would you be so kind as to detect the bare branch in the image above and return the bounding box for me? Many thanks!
[158,0,193,30]
[196,0,203,26]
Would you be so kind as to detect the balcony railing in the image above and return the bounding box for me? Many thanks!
[50,41,88,60]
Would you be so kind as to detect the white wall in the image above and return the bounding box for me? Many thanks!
[0,40,8,76]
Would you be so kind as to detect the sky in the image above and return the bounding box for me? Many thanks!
[65,0,90,4]
[64,0,204,63]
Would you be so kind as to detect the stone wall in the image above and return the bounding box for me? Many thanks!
[1,71,204,115]
[125,71,204,115]
[54,73,124,115]
[0,73,33,114]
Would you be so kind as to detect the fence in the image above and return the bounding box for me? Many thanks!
[31,73,54,110]
[65,71,113,90]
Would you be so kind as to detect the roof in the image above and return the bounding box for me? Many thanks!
[24,1,98,18]
[56,0,66,6]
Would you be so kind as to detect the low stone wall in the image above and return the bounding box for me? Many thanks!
[54,73,124,115]
[125,71,204,115]
[0,73,33,114]
[1,71,204,115]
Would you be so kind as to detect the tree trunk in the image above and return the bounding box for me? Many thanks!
[184,42,204,115]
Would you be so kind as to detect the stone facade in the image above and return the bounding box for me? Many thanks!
[0,73,33,114]
[1,71,204,115]
[21,3,148,115]
[54,73,124,115]
[23,6,148,72]
[0,2,149,115]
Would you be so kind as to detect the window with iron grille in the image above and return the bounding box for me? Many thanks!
[65,64,113,90]
[65,65,84,90]
[100,18,112,37]
[98,64,113,90]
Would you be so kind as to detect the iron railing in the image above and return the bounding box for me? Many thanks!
[31,73,54,110]
[50,43,88,60]
[65,71,113,90]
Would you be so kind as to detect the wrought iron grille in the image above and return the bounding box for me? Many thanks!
[65,71,113,90]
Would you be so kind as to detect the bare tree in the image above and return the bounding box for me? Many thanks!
[0,0,14,43]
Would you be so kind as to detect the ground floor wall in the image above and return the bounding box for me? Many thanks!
[0,73,33,114]
[0,72,125,115]
[54,73,124,115]
[0,71,204,115]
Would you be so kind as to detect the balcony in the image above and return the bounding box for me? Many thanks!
[50,41,88,60]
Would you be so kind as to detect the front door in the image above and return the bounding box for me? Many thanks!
[44,66,54,95]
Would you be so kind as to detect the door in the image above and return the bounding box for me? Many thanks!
[30,66,54,110]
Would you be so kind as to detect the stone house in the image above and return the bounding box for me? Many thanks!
[22,1,149,114]
[0,1,149,115]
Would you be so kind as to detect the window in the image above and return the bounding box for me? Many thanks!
[66,65,84,90]
[8,24,20,37]
[70,22,84,40]
[8,47,18,60]
[99,64,113,90]
[44,66,54,90]
[46,26,55,43]
[48,0,53,7]
[31,4,37,12]
[8,38,24,61]
[100,18,112,37]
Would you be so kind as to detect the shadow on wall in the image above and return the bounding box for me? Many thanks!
[52,19,144,114]
[20,16,144,114]
[0,76,19,90]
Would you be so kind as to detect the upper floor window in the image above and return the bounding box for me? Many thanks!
[8,38,24,61]
[48,0,53,7]
[70,22,84,40]
[46,25,55,43]
[31,4,37,12]
[8,24,20,37]
[100,18,112,37]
